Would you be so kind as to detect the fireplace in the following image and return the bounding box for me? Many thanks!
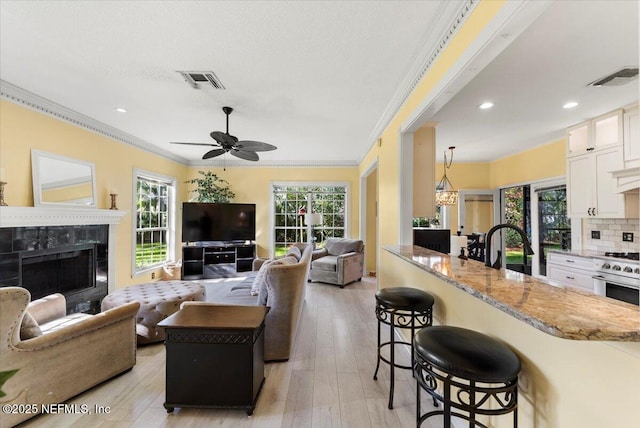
[0,224,109,314]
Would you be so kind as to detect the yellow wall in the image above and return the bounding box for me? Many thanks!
[434,140,566,233]
[489,139,566,188]
[0,100,190,287]
[184,166,360,259]
[1,101,363,286]
[436,161,492,233]
[413,127,435,217]
[359,0,506,248]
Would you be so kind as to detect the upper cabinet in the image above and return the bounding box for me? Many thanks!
[567,110,623,157]
[623,105,640,165]
[566,108,631,219]
[567,147,625,218]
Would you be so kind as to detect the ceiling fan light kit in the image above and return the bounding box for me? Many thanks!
[170,106,277,162]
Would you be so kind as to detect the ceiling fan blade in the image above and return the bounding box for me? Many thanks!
[210,131,237,145]
[202,148,227,159]
[230,150,259,161]
[235,140,278,152]
[170,141,220,147]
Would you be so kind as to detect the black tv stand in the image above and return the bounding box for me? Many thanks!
[182,242,256,279]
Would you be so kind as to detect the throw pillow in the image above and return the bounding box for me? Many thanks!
[20,310,43,340]
[251,259,275,296]
[256,256,298,305]
[285,246,302,261]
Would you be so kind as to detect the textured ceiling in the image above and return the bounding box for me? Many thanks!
[1,1,638,165]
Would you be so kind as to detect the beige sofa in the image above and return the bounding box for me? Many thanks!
[309,238,364,287]
[0,287,139,428]
[182,243,312,361]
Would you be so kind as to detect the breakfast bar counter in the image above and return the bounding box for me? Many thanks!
[384,245,640,341]
[381,244,640,428]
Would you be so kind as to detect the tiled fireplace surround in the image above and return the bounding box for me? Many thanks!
[0,207,126,314]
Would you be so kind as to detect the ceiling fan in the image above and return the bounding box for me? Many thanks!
[170,106,277,161]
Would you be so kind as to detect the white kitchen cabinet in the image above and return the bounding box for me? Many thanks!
[623,105,639,164]
[567,146,625,218]
[547,253,595,292]
[567,123,590,156]
[567,110,623,157]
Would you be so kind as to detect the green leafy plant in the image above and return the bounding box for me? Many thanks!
[0,369,19,398]
[186,171,235,203]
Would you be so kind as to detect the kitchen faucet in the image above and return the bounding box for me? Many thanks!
[484,224,535,270]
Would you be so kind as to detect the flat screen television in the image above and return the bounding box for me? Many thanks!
[182,202,256,243]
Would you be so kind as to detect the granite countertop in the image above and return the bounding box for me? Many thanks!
[384,245,640,341]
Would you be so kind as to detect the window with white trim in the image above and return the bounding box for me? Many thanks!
[133,170,175,273]
[272,183,348,257]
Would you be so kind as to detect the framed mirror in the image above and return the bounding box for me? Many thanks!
[31,149,97,208]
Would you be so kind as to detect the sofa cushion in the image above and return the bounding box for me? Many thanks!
[20,310,43,340]
[325,238,363,256]
[39,313,93,334]
[312,255,338,272]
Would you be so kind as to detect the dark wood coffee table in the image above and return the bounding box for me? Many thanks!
[158,304,269,415]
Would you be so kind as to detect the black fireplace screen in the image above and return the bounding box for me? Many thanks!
[21,244,96,301]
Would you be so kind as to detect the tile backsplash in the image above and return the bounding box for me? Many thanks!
[582,218,640,252]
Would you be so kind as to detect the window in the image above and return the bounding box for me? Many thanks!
[133,170,175,274]
[272,183,348,257]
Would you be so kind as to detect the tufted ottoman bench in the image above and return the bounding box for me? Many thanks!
[101,280,206,345]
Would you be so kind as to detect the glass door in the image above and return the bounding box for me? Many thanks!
[534,185,570,276]
[502,185,532,275]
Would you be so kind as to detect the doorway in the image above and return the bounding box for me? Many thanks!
[531,183,570,277]
[360,159,379,279]
[502,185,532,275]
[457,189,499,262]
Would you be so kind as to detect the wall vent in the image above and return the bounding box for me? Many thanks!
[178,71,225,90]
[588,67,638,87]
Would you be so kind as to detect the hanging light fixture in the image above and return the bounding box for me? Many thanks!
[435,146,458,206]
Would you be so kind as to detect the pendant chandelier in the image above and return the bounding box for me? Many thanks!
[435,146,458,206]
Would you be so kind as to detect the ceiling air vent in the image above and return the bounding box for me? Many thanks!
[178,71,225,90]
[588,67,638,87]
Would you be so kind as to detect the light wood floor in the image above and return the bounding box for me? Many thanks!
[20,277,441,428]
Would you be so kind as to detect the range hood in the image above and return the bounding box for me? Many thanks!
[610,167,640,193]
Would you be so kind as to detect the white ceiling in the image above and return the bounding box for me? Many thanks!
[431,0,639,162]
[1,1,638,165]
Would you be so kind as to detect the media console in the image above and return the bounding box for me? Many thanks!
[182,242,256,279]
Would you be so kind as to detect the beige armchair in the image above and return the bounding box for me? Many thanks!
[309,238,364,288]
[0,287,139,427]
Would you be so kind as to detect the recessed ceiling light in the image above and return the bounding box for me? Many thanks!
[116,107,127,113]
[479,102,494,110]
[562,102,579,109]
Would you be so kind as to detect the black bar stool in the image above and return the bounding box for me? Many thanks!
[413,326,521,427]
[373,287,434,409]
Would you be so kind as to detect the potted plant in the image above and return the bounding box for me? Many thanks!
[186,171,235,203]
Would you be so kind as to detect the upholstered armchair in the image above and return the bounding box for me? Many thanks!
[0,287,139,427]
[309,238,364,288]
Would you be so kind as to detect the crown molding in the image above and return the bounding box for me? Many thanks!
[0,206,127,227]
[0,80,190,165]
[360,0,478,161]
[188,158,358,168]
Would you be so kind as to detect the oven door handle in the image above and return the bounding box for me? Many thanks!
[592,275,606,280]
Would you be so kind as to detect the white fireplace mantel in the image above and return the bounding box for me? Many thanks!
[0,206,127,227]
[1,206,128,294]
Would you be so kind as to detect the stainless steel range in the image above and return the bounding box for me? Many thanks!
[593,252,639,306]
